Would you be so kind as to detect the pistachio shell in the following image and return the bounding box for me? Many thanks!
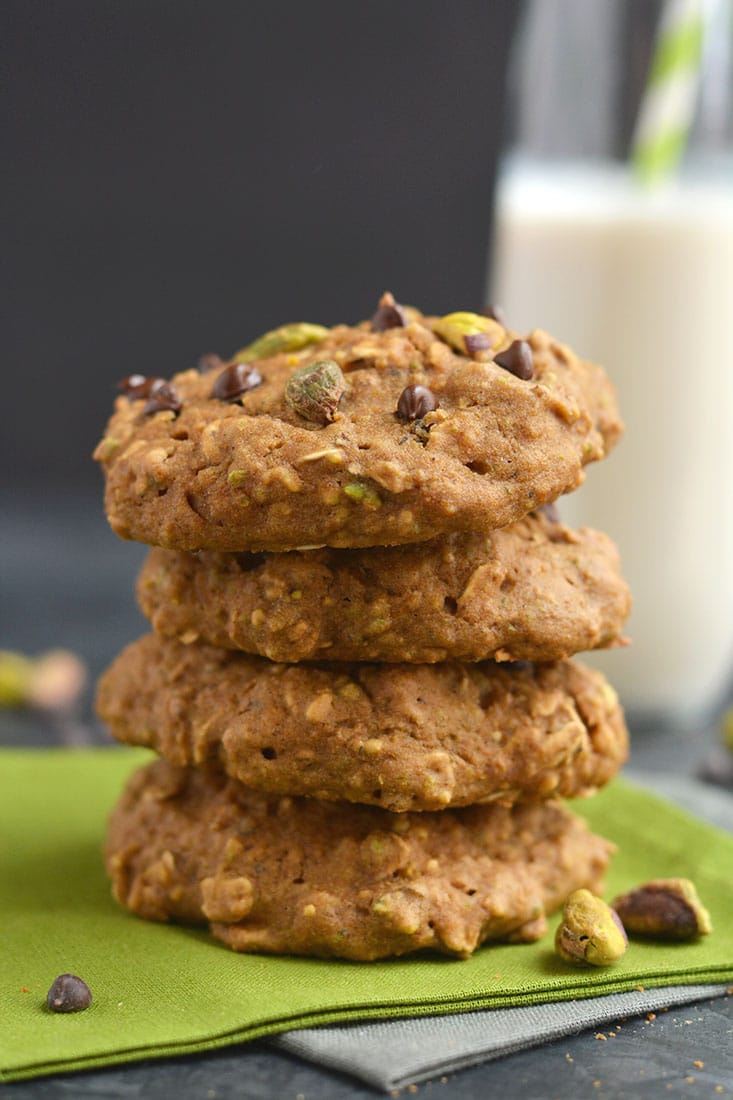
[232,322,329,362]
[612,879,712,939]
[431,312,505,357]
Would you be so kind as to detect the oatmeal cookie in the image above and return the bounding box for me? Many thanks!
[94,298,622,552]
[106,758,613,960]
[96,635,628,812]
[137,509,630,663]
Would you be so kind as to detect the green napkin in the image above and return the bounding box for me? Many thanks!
[2,748,732,1083]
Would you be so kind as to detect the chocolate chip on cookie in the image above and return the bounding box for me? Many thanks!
[143,381,182,416]
[211,362,263,401]
[197,353,224,374]
[396,384,438,421]
[371,291,407,331]
[495,339,534,380]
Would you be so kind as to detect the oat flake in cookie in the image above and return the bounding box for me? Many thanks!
[106,759,613,961]
[96,634,628,812]
[94,295,622,552]
[136,509,631,663]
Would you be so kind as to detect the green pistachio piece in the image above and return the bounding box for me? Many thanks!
[612,879,712,940]
[555,889,628,966]
[232,322,329,362]
[285,359,346,425]
[343,481,382,508]
[431,312,504,357]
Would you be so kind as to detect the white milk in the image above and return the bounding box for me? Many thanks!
[491,159,733,723]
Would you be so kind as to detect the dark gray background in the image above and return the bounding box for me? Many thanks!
[2,0,518,495]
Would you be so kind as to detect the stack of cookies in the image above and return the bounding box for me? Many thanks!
[95,294,630,960]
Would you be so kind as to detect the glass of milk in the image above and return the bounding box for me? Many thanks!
[490,0,733,727]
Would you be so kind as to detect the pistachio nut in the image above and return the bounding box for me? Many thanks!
[555,889,628,966]
[285,359,346,425]
[431,311,504,357]
[0,648,87,711]
[612,878,712,940]
[232,322,329,362]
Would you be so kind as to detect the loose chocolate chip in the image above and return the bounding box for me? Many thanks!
[464,332,494,355]
[46,974,92,1013]
[396,384,439,421]
[144,381,181,416]
[495,339,534,380]
[211,362,263,401]
[482,303,506,325]
[372,292,407,332]
[197,352,223,374]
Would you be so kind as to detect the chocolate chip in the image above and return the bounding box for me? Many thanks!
[396,384,439,421]
[118,375,169,399]
[482,304,506,325]
[464,332,494,355]
[197,352,223,374]
[372,292,407,331]
[46,974,92,1013]
[143,381,181,416]
[211,362,263,401]
[495,339,534,380]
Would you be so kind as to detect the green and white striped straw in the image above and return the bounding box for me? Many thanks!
[631,0,705,184]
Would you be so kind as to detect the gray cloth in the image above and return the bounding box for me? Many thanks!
[271,772,732,1090]
[274,983,730,1091]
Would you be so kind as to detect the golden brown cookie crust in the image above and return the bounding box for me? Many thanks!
[137,511,631,663]
[94,312,622,552]
[105,759,613,960]
[96,635,628,812]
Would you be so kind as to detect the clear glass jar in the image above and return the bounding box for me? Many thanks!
[489,0,733,726]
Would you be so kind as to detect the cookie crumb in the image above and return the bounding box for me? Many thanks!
[693,1060,704,1068]
[20,986,30,993]
[407,1086,418,1094]
[565,1054,574,1063]
[646,1013,656,1021]
[593,1083,601,1089]
[440,1077,448,1085]
[685,1077,695,1084]
[594,1032,607,1041]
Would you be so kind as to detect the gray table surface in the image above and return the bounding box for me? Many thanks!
[2,491,732,1098]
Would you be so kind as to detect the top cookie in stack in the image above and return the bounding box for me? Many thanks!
[94,292,622,555]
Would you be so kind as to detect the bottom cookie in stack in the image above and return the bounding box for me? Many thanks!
[105,758,613,961]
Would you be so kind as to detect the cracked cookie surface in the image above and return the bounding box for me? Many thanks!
[137,510,630,663]
[106,758,613,960]
[97,634,628,812]
[95,305,621,552]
